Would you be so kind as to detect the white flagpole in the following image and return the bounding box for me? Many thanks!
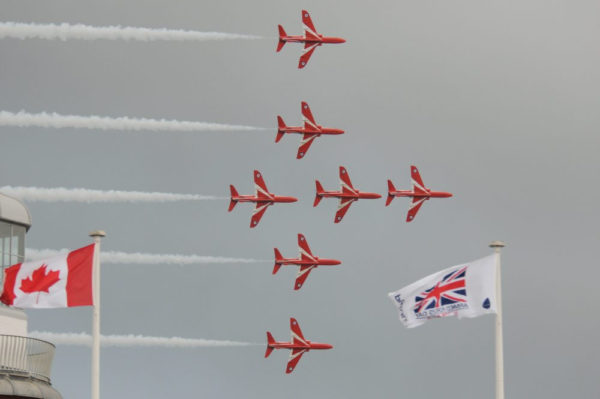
[489,240,505,399]
[90,230,106,399]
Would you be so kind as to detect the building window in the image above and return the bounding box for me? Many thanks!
[0,221,26,285]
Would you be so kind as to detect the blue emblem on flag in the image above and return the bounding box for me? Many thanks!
[482,298,490,309]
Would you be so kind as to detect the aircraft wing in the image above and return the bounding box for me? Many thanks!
[339,166,357,194]
[406,197,427,222]
[302,10,319,40]
[294,265,316,290]
[301,102,318,130]
[411,165,428,195]
[297,133,317,159]
[254,170,272,199]
[335,198,356,223]
[298,234,315,260]
[250,202,270,228]
[290,318,307,344]
[286,348,308,374]
[298,43,318,69]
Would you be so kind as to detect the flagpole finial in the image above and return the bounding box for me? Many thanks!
[89,230,106,238]
[489,240,505,249]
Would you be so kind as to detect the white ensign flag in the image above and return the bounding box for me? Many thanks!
[388,255,497,328]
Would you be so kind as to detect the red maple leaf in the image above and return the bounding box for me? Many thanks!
[20,264,61,294]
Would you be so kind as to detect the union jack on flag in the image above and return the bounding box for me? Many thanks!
[414,266,467,314]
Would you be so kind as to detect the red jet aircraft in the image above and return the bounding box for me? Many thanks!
[314,166,382,223]
[277,10,346,68]
[265,317,333,374]
[386,165,453,222]
[273,233,341,290]
[276,102,344,159]
[229,170,297,228]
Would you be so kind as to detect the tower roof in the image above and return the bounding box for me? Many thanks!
[0,193,32,231]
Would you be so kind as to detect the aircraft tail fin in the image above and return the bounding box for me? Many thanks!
[277,25,287,52]
[273,248,283,274]
[276,116,285,142]
[265,332,275,358]
[314,180,324,207]
[386,180,396,206]
[228,185,238,212]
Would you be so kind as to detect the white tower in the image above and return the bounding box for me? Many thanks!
[0,193,62,399]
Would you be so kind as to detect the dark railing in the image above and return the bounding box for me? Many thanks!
[0,334,55,383]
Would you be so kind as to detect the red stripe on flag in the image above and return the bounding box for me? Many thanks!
[66,244,95,307]
[0,263,21,306]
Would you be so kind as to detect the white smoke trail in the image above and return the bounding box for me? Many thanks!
[30,332,257,347]
[0,186,226,203]
[0,22,262,42]
[26,249,267,265]
[0,111,267,132]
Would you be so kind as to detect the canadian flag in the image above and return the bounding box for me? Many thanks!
[1,244,95,308]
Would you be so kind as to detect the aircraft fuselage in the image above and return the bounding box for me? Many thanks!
[278,125,345,135]
[390,190,453,199]
[276,257,341,267]
[319,191,382,200]
[232,195,298,204]
[280,35,346,45]
[269,340,333,351]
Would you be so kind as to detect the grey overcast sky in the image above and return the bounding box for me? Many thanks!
[2,0,600,398]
